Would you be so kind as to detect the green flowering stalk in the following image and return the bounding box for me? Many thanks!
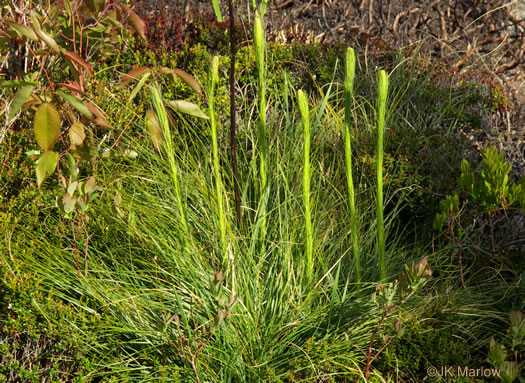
[298,90,313,281]
[375,70,388,281]
[344,47,360,282]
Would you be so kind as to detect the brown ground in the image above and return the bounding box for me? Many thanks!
[133,0,524,173]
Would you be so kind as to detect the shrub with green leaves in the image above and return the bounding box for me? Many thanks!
[0,0,146,187]
[487,311,524,383]
[376,317,474,381]
[0,265,113,382]
[433,147,525,285]
[434,147,525,231]
[460,148,525,212]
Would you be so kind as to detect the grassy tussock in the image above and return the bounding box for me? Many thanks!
[0,39,516,382]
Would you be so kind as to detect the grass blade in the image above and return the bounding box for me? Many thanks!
[150,83,189,237]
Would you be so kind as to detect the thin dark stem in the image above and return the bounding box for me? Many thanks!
[83,219,90,277]
[449,214,466,289]
[365,310,388,380]
[71,219,80,277]
[229,0,241,226]
[457,246,465,288]
[191,355,201,383]
[26,46,55,93]
[369,337,393,365]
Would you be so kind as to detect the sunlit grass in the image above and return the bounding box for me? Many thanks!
[150,83,189,239]
[208,56,228,258]
[0,39,516,382]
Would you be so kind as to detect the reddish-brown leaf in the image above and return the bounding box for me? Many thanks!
[84,100,106,119]
[173,69,202,96]
[161,67,202,96]
[85,0,106,13]
[118,66,151,87]
[58,81,85,95]
[119,4,146,41]
[93,119,112,129]
[64,57,81,84]
[63,51,94,77]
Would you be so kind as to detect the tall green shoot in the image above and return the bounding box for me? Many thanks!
[298,90,313,282]
[211,0,223,22]
[227,0,242,225]
[252,0,269,15]
[344,47,360,282]
[254,11,268,241]
[208,56,227,256]
[375,70,388,281]
[150,84,189,238]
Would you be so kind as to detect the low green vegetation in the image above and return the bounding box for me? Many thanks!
[488,311,525,383]
[1,1,523,382]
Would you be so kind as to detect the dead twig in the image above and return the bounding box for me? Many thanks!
[392,8,420,35]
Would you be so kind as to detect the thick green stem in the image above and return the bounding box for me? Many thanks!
[254,11,267,241]
[375,70,388,281]
[208,56,227,256]
[344,47,360,282]
[298,90,313,282]
[228,0,241,226]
